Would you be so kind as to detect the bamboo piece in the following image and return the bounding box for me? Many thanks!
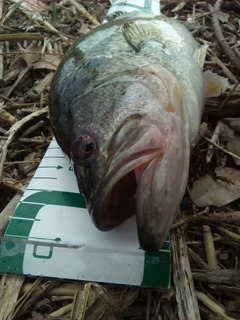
[171,228,201,320]
[203,225,218,270]
[0,275,25,320]
[14,280,61,317]
[216,226,240,242]
[196,291,237,320]
[50,302,74,317]
[20,282,85,296]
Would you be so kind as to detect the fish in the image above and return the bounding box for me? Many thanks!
[48,13,221,251]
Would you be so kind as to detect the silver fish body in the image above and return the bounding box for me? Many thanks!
[49,13,206,251]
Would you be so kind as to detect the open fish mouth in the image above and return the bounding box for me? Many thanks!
[90,122,167,248]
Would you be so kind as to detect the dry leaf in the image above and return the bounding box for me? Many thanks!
[220,121,240,166]
[190,167,240,207]
[18,44,61,70]
[218,12,230,23]
[33,55,62,70]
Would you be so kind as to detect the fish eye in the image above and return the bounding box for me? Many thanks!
[72,135,96,160]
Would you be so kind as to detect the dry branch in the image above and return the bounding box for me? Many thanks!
[192,270,240,285]
[212,0,240,72]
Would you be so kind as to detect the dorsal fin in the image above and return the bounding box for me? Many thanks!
[122,20,165,52]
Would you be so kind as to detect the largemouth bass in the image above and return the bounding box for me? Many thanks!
[49,13,208,251]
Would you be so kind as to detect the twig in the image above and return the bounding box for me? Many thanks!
[69,0,100,26]
[205,137,240,162]
[171,207,209,230]
[4,66,32,98]
[0,33,44,42]
[211,54,238,83]
[0,107,48,183]
[187,247,212,271]
[212,0,240,72]
[219,82,240,110]
[206,121,223,163]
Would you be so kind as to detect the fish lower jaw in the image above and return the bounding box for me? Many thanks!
[90,152,162,232]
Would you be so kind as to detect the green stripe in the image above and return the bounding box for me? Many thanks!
[0,190,87,275]
[141,248,171,288]
[22,191,86,208]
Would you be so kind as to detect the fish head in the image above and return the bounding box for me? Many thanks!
[50,68,190,252]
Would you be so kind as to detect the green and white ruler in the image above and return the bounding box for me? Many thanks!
[0,138,171,288]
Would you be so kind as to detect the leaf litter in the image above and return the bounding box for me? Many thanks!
[0,0,240,319]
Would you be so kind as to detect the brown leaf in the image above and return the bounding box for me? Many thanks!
[18,43,41,66]
[33,54,62,70]
[190,167,240,207]
[18,44,61,70]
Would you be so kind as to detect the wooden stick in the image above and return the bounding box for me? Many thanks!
[205,137,240,162]
[171,228,201,320]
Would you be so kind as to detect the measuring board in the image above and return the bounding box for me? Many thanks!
[0,138,171,288]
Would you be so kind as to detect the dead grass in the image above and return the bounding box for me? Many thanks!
[0,0,240,319]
